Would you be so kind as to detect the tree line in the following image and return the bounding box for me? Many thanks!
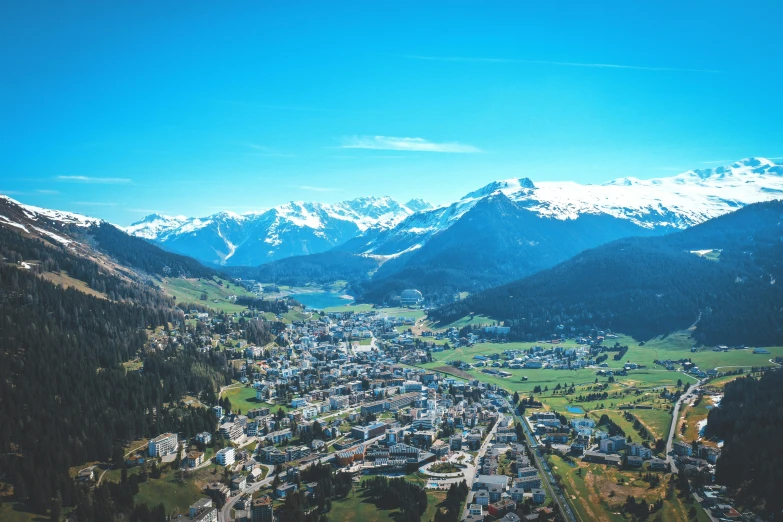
[429,201,783,346]
[705,369,783,517]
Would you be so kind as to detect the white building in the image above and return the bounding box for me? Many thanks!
[403,380,423,393]
[330,396,350,410]
[216,447,236,467]
[148,433,178,457]
[301,406,319,420]
[220,422,244,441]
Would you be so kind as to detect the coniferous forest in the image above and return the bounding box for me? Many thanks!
[0,231,236,519]
[704,370,783,516]
[430,201,783,345]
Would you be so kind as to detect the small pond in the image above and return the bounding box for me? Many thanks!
[566,406,585,414]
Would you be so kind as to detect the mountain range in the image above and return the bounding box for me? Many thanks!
[429,199,783,346]
[127,157,783,271]
[125,197,432,266]
[3,157,783,306]
[2,158,783,345]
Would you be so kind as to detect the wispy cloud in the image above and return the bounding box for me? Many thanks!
[72,201,117,206]
[36,189,59,194]
[700,159,734,164]
[340,135,482,153]
[336,154,412,159]
[296,185,341,193]
[403,55,721,73]
[57,175,132,184]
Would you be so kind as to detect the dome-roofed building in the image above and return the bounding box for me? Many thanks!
[400,289,423,306]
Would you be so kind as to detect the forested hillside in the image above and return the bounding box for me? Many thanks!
[87,222,219,279]
[355,193,658,304]
[226,251,380,286]
[429,200,783,345]
[0,227,238,519]
[704,369,783,516]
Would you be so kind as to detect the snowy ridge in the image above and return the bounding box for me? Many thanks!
[128,196,429,265]
[510,157,783,228]
[350,157,783,257]
[0,195,101,227]
[124,157,783,266]
[123,213,188,239]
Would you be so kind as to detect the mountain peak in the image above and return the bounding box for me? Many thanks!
[405,198,433,212]
[679,157,782,181]
[733,157,776,168]
[462,177,536,200]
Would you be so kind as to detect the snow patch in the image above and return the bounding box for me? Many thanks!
[0,214,29,232]
[32,226,73,245]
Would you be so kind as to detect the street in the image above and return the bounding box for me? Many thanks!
[666,378,705,474]
[505,399,578,522]
[460,413,503,520]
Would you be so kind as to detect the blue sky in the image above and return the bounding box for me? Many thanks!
[2,1,782,225]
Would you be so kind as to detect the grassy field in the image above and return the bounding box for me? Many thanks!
[425,314,495,331]
[122,358,144,372]
[549,455,710,522]
[102,465,141,485]
[379,307,428,320]
[586,331,783,371]
[159,276,255,313]
[135,470,205,515]
[328,483,446,522]
[706,373,744,389]
[414,328,783,399]
[677,395,718,443]
[220,384,289,412]
[0,502,47,522]
[40,270,109,299]
[323,303,375,313]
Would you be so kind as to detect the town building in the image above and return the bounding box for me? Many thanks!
[186,451,204,468]
[216,447,236,467]
[148,433,178,457]
[251,496,274,522]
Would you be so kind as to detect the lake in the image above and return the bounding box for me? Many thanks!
[566,406,585,414]
[289,292,354,310]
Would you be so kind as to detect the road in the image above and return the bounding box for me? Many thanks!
[218,431,389,522]
[666,379,704,474]
[419,451,475,486]
[94,440,152,486]
[506,399,578,522]
[460,413,503,520]
[219,469,276,522]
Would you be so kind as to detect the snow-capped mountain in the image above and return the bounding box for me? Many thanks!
[351,157,783,258]
[128,196,430,266]
[124,213,188,239]
[128,157,783,269]
[0,195,101,229]
[0,195,102,246]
